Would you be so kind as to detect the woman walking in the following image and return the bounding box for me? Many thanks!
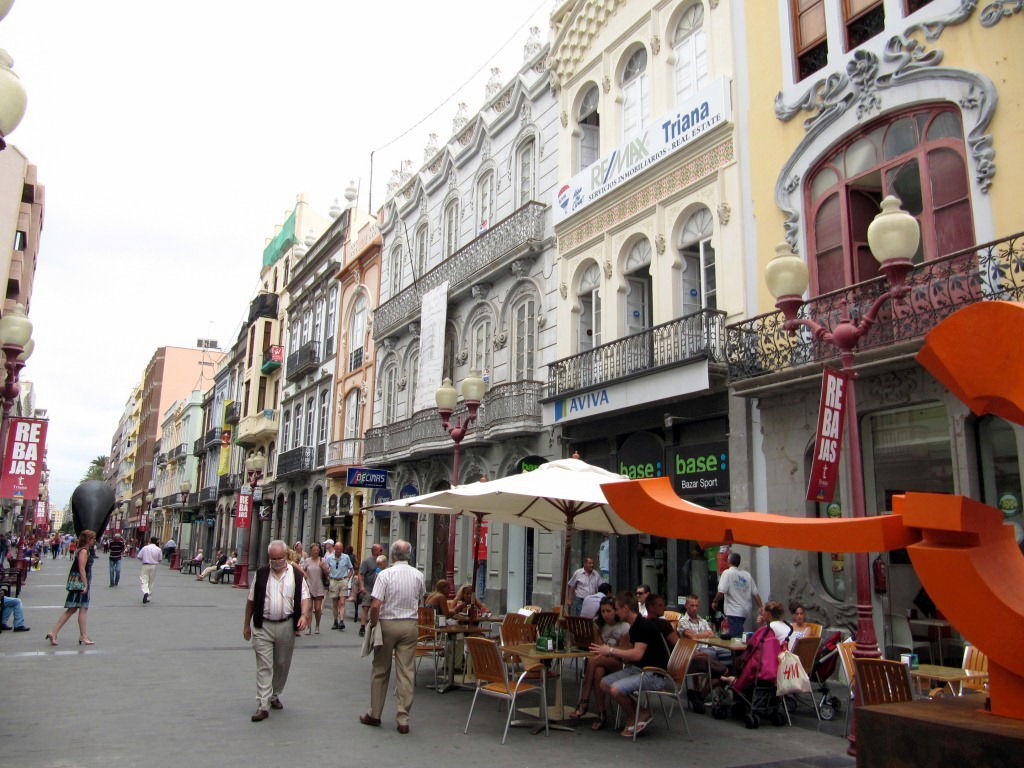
[300,543,329,634]
[47,530,97,646]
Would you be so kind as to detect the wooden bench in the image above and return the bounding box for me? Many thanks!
[0,568,22,597]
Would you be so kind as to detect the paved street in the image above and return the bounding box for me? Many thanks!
[3,556,852,768]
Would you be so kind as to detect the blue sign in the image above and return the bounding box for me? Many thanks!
[347,467,388,489]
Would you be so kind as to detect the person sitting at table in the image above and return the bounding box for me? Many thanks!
[678,594,729,702]
[645,594,679,649]
[185,549,204,569]
[425,580,452,617]
[212,552,238,583]
[196,550,227,581]
[763,601,792,649]
[569,596,630,730]
[453,583,488,616]
[787,601,812,650]
[579,582,612,619]
[634,584,652,617]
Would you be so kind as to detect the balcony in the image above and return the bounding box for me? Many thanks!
[286,340,320,381]
[199,486,218,504]
[547,310,727,399]
[363,380,544,465]
[204,428,221,449]
[725,232,1024,385]
[236,409,279,447]
[170,442,188,461]
[326,438,364,471]
[374,201,547,338]
[192,438,203,457]
[155,451,168,467]
[277,446,314,478]
[248,292,279,324]
[187,492,199,508]
[224,402,241,425]
[217,473,242,494]
[261,345,283,374]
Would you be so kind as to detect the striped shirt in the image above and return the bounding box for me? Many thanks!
[248,565,311,621]
[371,562,425,620]
[108,540,126,560]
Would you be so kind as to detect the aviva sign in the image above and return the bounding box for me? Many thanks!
[554,78,731,224]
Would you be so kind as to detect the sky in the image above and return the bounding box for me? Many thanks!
[4,0,553,509]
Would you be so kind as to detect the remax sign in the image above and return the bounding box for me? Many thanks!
[347,467,388,489]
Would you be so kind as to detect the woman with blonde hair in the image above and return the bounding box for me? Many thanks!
[47,529,97,646]
[454,583,488,615]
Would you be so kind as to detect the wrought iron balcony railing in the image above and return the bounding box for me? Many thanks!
[204,428,221,449]
[170,442,188,461]
[373,201,547,338]
[199,486,218,504]
[286,340,320,381]
[276,446,314,478]
[327,438,364,468]
[224,402,241,425]
[217,473,242,494]
[547,310,727,399]
[726,232,1024,383]
[193,438,204,457]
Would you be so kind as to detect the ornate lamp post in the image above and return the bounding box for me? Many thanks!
[235,450,265,589]
[0,0,28,154]
[169,481,190,569]
[435,369,486,593]
[765,195,920,754]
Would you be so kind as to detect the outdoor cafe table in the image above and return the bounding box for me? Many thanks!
[501,642,595,732]
[909,663,988,696]
[419,623,490,694]
[702,636,747,653]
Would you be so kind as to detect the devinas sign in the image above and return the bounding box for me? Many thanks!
[0,418,47,500]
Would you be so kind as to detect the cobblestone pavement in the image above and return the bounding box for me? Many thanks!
[1,556,853,768]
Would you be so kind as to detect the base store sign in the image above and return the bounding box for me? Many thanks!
[0,418,47,500]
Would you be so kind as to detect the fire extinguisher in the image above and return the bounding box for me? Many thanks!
[872,555,888,594]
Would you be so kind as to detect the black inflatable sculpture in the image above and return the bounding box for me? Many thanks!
[71,481,115,537]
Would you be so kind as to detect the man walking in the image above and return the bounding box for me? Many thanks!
[108,533,126,587]
[360,540,424,734]
[325,542,353,630]
[243,540,310,722]
[713,552,762,638]
[137,536,162,604]
[567,556,602,615]
[357,543,383,636]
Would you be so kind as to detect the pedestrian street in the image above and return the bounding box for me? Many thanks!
[1,556,852,768]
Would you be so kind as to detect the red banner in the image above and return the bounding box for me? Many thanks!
[269,345,284,363]
[0,418,48,500]
[34,499,47,526]
[475,520,489,560]
[237,491,252,530]
[806,368,847,503]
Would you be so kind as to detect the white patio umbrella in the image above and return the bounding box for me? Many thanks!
[368,458,637,606]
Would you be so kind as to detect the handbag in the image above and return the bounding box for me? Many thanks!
[67,574,85,592]
[776,649,811,695]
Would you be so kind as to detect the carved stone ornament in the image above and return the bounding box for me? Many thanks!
[602,75,611,94]
[559,281,568,299]
[654,234,666,255]
[470,282,491,300]
[452,102,469,134]
[397,376,408,392]
[980,1,1024,26]
[866,370,919,405]
[456,348,469,365]
[651,35,661,56]
[510,256,536,277]
[408,322,420,337]
[485,67,502,101]
[493,330,508,350]
[560,110,569,128]
[519,103,532,126]
[603,259,612,279]
[537,314,547,328]
[717,201,732,226]
[523,25,542,62]
[379,337,394,353]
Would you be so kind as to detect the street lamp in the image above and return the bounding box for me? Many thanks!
[0,303,32,461]
[235,450,265,589]
[435,368,486,593]
[0,46,27,151]
[765,195,919,754]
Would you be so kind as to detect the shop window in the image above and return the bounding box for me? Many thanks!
[576,84,600,170]
[844,0,884,50]
[678,207,716,316]
[621,47,649,141]
[791,0,828,81]
[812,479,848,601]
[807,105,973,295]
[868,403,953,514]
[673,4,708,104]
[977,415,1023,546]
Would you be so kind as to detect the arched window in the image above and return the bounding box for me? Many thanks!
[389,245,403,297]
[415,223,429,278]
[678,207,716,315]
[577,263,602,352]
[305,396,315,448]
[293,402,303,447]
[477,172,495,232]
[576,85,600,170]
[621,48,649,141]
[267,441,276,476]
[344,388,361,446]
[624,239,653,337]
[806,105,973,295]
[325,285,338,349]
[443,200,459,257]
[301,308,312,344]
[313,297,325,353]
[469,311,493,375]
[407,351,419,416]
[382,363,399,425]
[348,293,367,371]
[281,410,290,453]
[512,295,537,380]
[673,4,708,103]
[517,140,536,206]
[318,390,329,444]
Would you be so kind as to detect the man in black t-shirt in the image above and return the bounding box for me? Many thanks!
[108,533,126,587]
[592,592,673,737]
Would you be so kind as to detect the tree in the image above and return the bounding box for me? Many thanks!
[81,456,108,484]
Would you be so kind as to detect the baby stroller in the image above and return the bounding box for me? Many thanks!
[809,631,844,721]
[710,625,788,728]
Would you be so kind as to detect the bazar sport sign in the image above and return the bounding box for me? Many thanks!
[554,78,731,223]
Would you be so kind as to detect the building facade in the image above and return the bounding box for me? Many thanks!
[0,145,43,315]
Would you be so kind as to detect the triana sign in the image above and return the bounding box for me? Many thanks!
[807,368,847,503]
[347,467,388,489]
[0,418,47,500]
[554,78,731,223]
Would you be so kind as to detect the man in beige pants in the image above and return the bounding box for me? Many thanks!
[137,536,162,604]
[359,539,425,734]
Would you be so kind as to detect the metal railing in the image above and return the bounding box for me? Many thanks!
[547,309,727,398]
[327,438,364,467]
[217,473,241,493]
[276,446,314,477]
[286,340,320,381]
[373,201,547,337]
[192,438,203,457]
[726,232,1024,382]
[204,428,221,448]
[199,486,218,504]
[224,402,241,425]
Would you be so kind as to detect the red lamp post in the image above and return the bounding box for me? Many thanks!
[0,303,32,567]
[435,369,486,596]
[234,450,265,589]
[765,195,921,755]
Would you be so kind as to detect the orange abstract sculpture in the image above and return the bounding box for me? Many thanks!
[601,301,1024,720]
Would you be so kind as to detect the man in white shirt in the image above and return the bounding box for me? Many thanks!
[360,539,425,735]
[567,556,602,615]
[713,553,762,638]
[137,537,163,604]
[243,540,310,722]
